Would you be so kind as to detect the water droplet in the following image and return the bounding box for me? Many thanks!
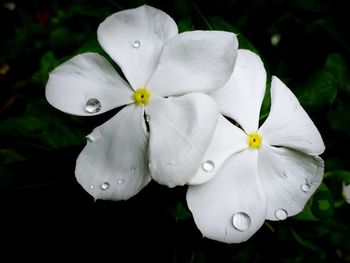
[202,160,215,172]
[145,114,151,122]
[118,179,125,185]
[232,212,251,231]
[89,185,94,189]
[85,98,101,113]
[275,209,288,220]
[133,40,141,48]
[301,183,310,193]
[100,182,110,190]
[85,135,95,142]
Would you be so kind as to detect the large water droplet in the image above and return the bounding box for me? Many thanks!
[118,179,125,185]
[275,209,288,220]
[301,183,310,193]
[100,182,110,190]
[133,40,141,48]
[85,98,101,113]
[145,114,151,122]
[232,212,251,231]
[202,160,215,172]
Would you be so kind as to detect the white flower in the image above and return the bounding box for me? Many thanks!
[186,49,325,243]
[45,5,238,201]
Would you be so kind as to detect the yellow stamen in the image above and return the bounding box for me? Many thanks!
[247,133,262,149]
[132,88,151,106]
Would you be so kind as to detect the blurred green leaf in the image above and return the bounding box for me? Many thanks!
[177,17,193,32]
[311,183,335,219]
[33,51,59,83]
[292,198,318,221]
[327,102,350,133]
[296,70,337,110]
[208,16,259,54]
[330,232,350,250]
[169,200,192,220]
[0,100,84,150]
[324,170,350,184]
[295,52,350,110]
[291,228,324,254]
[324,53,350,95]
[76,38,104,54]
[50,27,72,49]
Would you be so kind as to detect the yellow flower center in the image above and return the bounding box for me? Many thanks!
[247,133,262,149]
[132,88,151,106]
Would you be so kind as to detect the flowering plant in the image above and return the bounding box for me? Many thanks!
[45,5,326,244]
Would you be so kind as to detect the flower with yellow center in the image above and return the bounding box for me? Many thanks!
[45,5,238,201]
[132,88,151,105]
[247,133,262,149]
[187,49,325,244]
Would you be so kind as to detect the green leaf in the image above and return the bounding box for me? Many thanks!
[292,198,318,221]
[291,228,324,254]
[324,53,350,95]
[76,38,104,54]
[169,201,192,220]
[33,51,59,83]
[324,170,350,184]
[177,17,193,32]
[208,16,259,54]
[327,101,350,133]
[295,53,350,110]
[311,183,335,219]
[296,70,338,110]
[0,100,84,150]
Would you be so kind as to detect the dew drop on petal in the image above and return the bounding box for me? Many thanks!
[232,212,251,231]
[89,185,94,189]
[301,183,310,193]
[85,98,101,113]
[118,179,125,185]
[100,182,110,190]
[145,114,151,122]
[202,160,215,172]
[133,40,141,48]
[275,209,288,220]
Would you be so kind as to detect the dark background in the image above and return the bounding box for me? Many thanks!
[1,0,349,261]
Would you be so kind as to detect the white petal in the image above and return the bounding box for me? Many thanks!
[147,93,219,187]
[259,76,325,155]
[209,49,266,134]
[97,5,178,88]
[342,183,350,204]
[188,115,247,185]
[46,53,133,116]
[187,150,267,243]
[258,145,324,220]
[148,31,238,97]
[75,105,151,201]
